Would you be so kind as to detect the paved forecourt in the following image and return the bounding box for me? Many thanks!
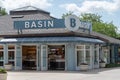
[7,67,120,80]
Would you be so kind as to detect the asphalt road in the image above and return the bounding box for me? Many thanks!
[7,67,120,80]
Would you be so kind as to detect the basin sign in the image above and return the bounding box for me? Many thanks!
[14,15,92,32]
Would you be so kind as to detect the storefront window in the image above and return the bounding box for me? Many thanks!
[102,46,109,63]
[94,45,99,64]
[118,49,120,57]
[0,45,3,50]
[77,50,84,66]
[8,45,15,49]
[8,45,15,66]
[8,51,15,60]
[86,45,90,49]
[0,45,4,66]
[77,45,84,49]
[86,50,90,65]
[76,45,91,66]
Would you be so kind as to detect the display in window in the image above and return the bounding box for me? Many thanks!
[8,51,14,60]
[0,51,4,60]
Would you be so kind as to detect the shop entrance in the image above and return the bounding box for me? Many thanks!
[22,46,37,70]
[48,45,65,70]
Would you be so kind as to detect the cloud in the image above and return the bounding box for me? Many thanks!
[1,0,52,12]
[60,0,120,15]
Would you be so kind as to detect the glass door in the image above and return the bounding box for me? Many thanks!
[48,45,65,70]
[22,46,37,70]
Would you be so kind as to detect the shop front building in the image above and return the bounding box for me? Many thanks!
[0,6,120,71]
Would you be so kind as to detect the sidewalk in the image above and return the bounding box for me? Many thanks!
[7,67,120,80]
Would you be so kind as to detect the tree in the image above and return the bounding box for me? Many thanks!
[80,13,117,38]
[62,11,73,19]
[80,13,102,22]
[0,7,7,15]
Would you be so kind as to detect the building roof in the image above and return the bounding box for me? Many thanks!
[0,6,120,44]
[0,14,120,44]
[0,37,104,44]
[10,6,50,15]
[11,6,47,12]
[91,31,120,44]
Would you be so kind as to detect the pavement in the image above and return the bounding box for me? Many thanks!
[7,67,120,80]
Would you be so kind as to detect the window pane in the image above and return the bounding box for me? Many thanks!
[8,51,14,60]
[94,50,98,64]
[77,46,84,49]
[86,45,90,49]
[0,45,3,50]
[0,51,4,60]
[94,46,97,49]
[8,61,14,66]
[86,50,90,64]
[77,50,84,66]
[0,61,3,66]
[8,45,15,49]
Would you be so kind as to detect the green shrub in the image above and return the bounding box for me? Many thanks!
[105,63,120,68]
[0,68,7,73]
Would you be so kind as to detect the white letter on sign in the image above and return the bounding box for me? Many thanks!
[31,21,37,28]
[70,18,76,28]
[25,22,30,28]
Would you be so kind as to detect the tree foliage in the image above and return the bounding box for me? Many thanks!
[80,13,117,38]
[0,7,7,15]
[62,11,73,19]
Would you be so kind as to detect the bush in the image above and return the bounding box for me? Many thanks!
[105,63,120,68]
[0,68,7,73]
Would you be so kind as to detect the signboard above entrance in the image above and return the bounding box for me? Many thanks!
[14,15,92,32]
[14,19,65,29]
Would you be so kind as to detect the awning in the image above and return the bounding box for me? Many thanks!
[0,37,104,43]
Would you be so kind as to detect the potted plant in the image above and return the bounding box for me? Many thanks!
[99,60,106,68]
[4,63,13,71]
[79,62,89,71]
[0,68,7,80]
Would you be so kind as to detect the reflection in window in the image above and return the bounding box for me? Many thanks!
[76,45,91,66]
[102,46,109,63]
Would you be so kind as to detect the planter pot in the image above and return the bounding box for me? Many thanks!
[99,62,106,68]
[4,64,13,71]
[0,73,7,80]
[80,65,89,71]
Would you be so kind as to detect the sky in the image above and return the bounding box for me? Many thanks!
[0,0,120,32]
